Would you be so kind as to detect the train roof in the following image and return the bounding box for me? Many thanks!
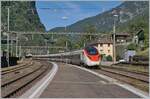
[49,50,82,56]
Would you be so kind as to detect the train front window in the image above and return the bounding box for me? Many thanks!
[86,47,98,55]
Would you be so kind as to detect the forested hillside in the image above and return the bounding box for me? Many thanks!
[1,1,45,32]
[1,1,47,48]
[50,1,149,50]
[50,1,148,34]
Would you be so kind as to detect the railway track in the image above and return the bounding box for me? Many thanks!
[92,66,149,92]
[101,66,149,83]
[1,60,52,98]
[106,65,149,76]
[1,59,33,75]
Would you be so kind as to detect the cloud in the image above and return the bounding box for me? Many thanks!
[61,16,68,20]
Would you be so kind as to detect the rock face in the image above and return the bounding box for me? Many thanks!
[50,1,148,33]
[1,1,45,32]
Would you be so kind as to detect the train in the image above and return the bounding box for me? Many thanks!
[48,46,101,67]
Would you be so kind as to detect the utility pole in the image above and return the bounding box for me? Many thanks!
[8,7,13,57]
[7,7,9,31]
[84,42,85,48]
[51,34,53,41]
[46,41,49,55]
[62,16,68,32]
[19,46,22,60]
[65,41,68,51]
[45,39,48,55]
[7,7,10,66]
[65,41,68,64]
[89,35,91,41]
[32,34,34,40]
[113,14,118,64]
[16,35,18,57]
[11,37,13,56]
[65,26,66,32]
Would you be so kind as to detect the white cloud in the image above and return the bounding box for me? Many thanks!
[61,16,68,20]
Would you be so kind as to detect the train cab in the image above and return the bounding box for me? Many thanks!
[82,46,101,66]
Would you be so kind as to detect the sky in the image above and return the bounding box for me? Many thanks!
[36,1,122,31]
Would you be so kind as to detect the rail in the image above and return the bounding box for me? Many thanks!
[1,60,52,98]
[92,66,149,92]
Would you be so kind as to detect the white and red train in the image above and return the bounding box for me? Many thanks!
[48,46,101,67]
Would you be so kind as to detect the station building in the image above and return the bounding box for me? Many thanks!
[88,37,113,59]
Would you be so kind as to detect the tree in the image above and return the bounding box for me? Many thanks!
[74,24,98,49]
[106,55,113,61]
[127,43,137,50]
[138,30,145,41]
[84,24,97,42]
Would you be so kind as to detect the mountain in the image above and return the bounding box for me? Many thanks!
[1,1,45,32]
[50,1,149,33]
[1,1,46,48]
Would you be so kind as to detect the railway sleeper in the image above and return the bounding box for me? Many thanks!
[1,65,47,98]
[1,63,42,87]
[101,68,149,83]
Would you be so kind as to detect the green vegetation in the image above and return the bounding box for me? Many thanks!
[74,24,97,49]
[117,9,149,49]
[50,1,149,55]
[106,55,113,61]
[1,1,45,32]
[1,1,149,56]
[51,23,99,51]
[51,1,148,33]
[127,43,137,50]
[137,48,149,57]
[1,1,47,55]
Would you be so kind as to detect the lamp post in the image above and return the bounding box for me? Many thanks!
[19,45,21,59]
[62,16,68,32]
[65,41,68,51]
[6,7,10,66]
[44,39,48,55]
[18,36,28,59]
[16,35,18,57]
[64,24,67,32]
[113,14,118,64]
[7,7,13,57]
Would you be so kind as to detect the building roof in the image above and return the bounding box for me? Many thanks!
[116,32,130,36]
[111,32,130,37]
[88,37,113,46]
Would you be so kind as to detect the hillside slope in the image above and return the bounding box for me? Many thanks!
[50,1,148,33]
[1,1,45,32]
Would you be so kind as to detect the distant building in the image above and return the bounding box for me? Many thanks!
[112,33,131,43]
[124,50,136,62]
[132,29,145,46]
[88,37,113,59]
[132,35,139,44]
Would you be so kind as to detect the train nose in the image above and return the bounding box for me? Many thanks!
[87,55,100,61]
